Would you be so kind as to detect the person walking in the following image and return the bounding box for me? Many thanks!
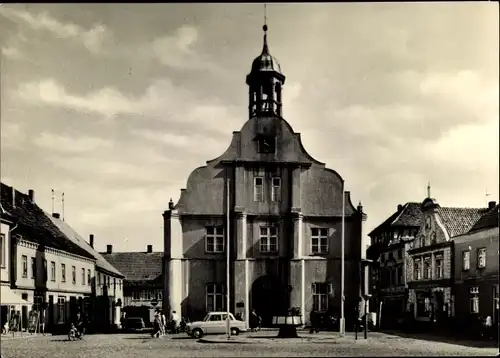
[152,311,161,338]
[249,309,261,332]
[160,311,166,336]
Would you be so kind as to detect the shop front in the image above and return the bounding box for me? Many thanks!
[409,280,452,331]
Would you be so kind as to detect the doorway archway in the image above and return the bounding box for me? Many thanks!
[251,275,286,327]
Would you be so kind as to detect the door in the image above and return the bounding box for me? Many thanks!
[251,275,285,327]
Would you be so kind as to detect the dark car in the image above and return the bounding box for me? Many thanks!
[123,317,147,332]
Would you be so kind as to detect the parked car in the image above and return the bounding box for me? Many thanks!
[123,317,147,332]
[186,312,247,338]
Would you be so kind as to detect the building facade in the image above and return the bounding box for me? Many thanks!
[453,202,499,326]
[163,25,366,327]
[406,196,487,327]
[367,202,423,328]
[102,244,163,325]
[48,215,125,331]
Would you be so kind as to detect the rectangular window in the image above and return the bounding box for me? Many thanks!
[470,287,479,313]
[21,255,28,278]
[414,260,421,280]
[462,251,470,271]
[31,257,36,279]
[397,265,404,285]
[312,282,333,312]
[206,283,225,312]
[113,278,116,291]
[61,263,66,282]
[57,296,66,323]
[259,226,278,253]
[132,291,141,300]
[98,272,101,286]
[71,266,76,284]
[0,233,5,268]
[423,260,431,279]
[311,228,328,254]
[435,257,443,279]
[50,261,56,282]
[477,248,486,268]
[254,177,263,202]
[205,226,224,253]
[81,268,85,285]
[43,259,47,281]
[87,269,91,286]
[271,177,281,202]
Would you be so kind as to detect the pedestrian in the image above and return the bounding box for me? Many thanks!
[170,310,179,333]
[485,315,492,340]
[309,310,319,334]
[249,309,260,332]
[160,311,166,336]
[152,311,161,338]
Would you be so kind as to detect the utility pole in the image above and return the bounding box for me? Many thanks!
[226,177,231,340]
[340,185,345,336]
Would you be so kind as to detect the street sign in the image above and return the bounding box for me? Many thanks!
[151,299,158,307]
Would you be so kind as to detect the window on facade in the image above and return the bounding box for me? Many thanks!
[61,263,66,282]
[271,177,281,202]
[50,261,56,282]
[431,232,437,245]
[470,287,479,314]
[259,226,278,253]
[33,295,43,312]
[254,177,263,202]
[72,266,76,284]
[31,257,36,279]
[493,286,499,321]
[156,290,162,300]
[423,259,431,279]
[113,278,116,292]
[312,283,333,312]
[0,233,5,268]
[57,296,66,323]
[132,291,141,300]
[206,283,225,312]
[397,266,403,285]
[462,251,470,271]
[87,269,91,286]
[414,260,422,280]
[206,227,224,253]
[477,248,486,268]
[416,293,431,317]
[21,255,28,278]
[435,256,443,279]
[311,228,328,254]
[81,268,85,285]
[97,272,101,286]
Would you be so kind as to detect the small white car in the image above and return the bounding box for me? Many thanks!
[186,312,247,338]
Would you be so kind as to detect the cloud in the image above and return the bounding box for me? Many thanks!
[34,132,113,153]
[0,6,112,54]
[0,122,26,149]
[1,46,23,59]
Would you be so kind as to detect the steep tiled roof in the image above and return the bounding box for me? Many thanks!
[436,207,487,238]
[0,182,95,259]
[100,251,163,284]
[468,204,499,233]
[368,202,423,237]
[47,213,124,278]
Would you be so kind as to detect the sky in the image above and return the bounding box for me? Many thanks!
[1,3,498,253]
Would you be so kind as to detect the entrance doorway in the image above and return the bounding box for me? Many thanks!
[251,275,286,327]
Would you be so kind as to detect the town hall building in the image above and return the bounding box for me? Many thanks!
[163,24,367,327]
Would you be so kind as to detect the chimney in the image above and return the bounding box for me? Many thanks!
[52,213,60,219]
[168,198,175,210]
[28,189,35,202]
[488,201,496,210]
[11,187,16,208]
[106,245,113,254]
[89,234,94,248]
[397,204,403,211]
[147,245,153,253]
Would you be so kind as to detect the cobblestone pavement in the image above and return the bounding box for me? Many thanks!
[1,331,498,357]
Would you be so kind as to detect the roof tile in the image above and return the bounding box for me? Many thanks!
[100,252,163,283]
[436,207,487,238]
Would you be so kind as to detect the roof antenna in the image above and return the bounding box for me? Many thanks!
[62,192,65,221]
[51,189,55,215]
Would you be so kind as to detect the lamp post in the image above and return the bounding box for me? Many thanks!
[226,177,231,340]
[340,186,345,336]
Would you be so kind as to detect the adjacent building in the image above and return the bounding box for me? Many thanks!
[163,24,367,328]
[101,244,163,325]
[406,197,487,326]
[48,216,126,331]
[1,183,96,332]
[367,202,423,328]
[453,202,499,326]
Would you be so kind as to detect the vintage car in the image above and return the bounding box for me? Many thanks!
[186,312,247,338]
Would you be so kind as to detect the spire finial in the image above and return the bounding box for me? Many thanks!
[427,182,431,199]
[262,4,269,54]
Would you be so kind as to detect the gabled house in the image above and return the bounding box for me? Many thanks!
[406,197,488,328]
[101,244,162,325]
[367,202,423,328]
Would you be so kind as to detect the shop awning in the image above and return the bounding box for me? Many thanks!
[1,285,32,305]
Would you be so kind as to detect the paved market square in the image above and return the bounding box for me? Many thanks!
[1,331,498,358]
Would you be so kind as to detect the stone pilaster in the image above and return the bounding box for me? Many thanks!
[234,209,250,329]
[235,210,247,260]
[163,209,183,316]
[291,167,302,211]
[292,213,304,259]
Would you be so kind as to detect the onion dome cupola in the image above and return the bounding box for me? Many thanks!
[246,23,286,119]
